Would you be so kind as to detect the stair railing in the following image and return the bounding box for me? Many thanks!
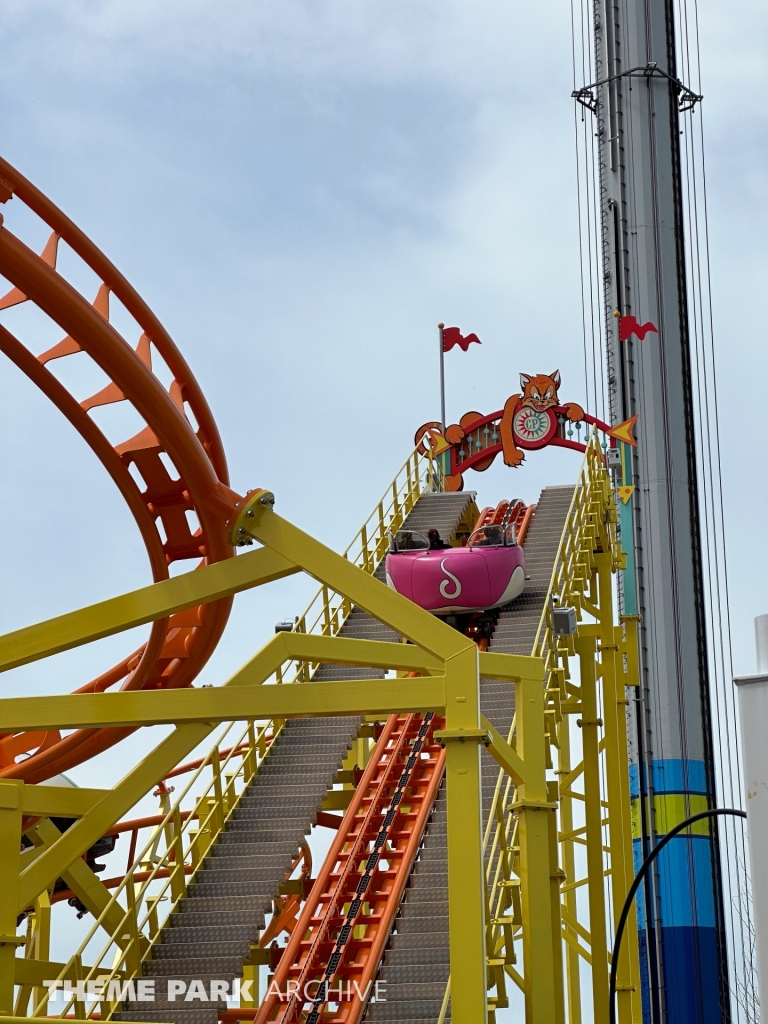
[33,719,277,1021]
[438,432,637,1022]
[277,445,442,685]
[483,433,635,1017]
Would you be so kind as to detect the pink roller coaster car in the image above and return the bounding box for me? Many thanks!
[385,524,526,616]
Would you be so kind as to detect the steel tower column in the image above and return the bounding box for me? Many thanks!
[591,1,727,1022]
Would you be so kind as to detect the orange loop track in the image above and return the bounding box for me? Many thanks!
[0,157,245,783]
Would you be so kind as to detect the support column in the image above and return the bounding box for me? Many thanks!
[442,645,488,1023]
[576,635,610,1024]
[0,780,24,1013]
[32,891,52,1016]
[515,671,559,1024]
[557,704,583,1024]
[596,556,643,1024]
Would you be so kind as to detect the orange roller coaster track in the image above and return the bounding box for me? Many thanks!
[0,157,246,783]
[256,711,445,1024]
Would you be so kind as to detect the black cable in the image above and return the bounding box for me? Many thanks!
[677,0,756,1011]
[569,0,591,408]
[609,807,747,1024]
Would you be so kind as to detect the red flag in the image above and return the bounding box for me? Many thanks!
[619,315,658,341]
[442,327,482,352]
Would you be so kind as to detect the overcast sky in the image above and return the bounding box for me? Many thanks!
[0,0,766,983]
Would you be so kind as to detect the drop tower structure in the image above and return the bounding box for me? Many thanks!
[586,1,727,1022]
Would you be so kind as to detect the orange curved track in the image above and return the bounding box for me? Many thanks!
[0,156,244,784]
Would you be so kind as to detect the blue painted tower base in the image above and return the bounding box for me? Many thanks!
[631,759,724,1023]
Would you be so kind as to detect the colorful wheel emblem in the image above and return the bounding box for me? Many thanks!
[512,406,557,449]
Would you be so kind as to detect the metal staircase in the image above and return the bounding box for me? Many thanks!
[364,485,574,1023]
[116,719,360,1024]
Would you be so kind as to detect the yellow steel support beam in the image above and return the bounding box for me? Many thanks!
[442,645,488,1023]
[479,650,545,684]
[514,674,561,1024]
[548,774,566,1024]
[32,820,137,955]
[322,790,354,812]
[481,715,526,786]
[596,559,642,1024]
[282,632,443,674]
[17,724,212,915]
[17,786,109,819]
[575,633,609,1024]
[237,505,475,662]
[557,698,583,1024]
[0,781,25,1012]
[0,676,446,732]
[0,548,298,674]
[28,893,51,1018]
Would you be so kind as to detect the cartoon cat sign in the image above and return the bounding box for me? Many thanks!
[415,371,634,491]
[502,370,585,466]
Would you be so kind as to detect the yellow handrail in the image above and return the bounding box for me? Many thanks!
[439,433,634,1021]
[280,445,442,683]
[37,718,275,1019]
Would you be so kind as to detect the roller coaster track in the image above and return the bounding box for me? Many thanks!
[256,713,445,1024]
[0,156,244,783]
[364,485,574,1023]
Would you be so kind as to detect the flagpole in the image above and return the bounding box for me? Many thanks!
[438,322,446,431]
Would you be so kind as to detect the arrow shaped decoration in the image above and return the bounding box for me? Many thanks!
[608,415,639,448]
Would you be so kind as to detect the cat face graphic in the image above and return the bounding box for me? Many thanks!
[519,371,561,412]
